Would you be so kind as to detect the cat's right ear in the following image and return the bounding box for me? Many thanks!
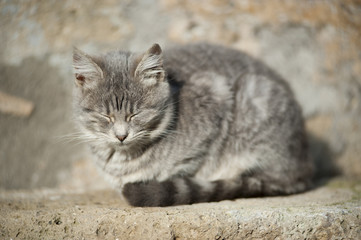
[72,47,103,88]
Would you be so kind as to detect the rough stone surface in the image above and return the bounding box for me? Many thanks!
[1,0,361,238]
[1,178,361,239]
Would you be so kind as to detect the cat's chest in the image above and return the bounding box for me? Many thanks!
[90,144,125,169]
[91,144,158,174]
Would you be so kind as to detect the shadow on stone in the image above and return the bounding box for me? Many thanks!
[307,132,340,187]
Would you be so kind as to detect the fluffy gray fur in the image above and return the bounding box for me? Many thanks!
[72,43,314,207]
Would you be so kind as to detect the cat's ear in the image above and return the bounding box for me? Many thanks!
[72,47,103,88]
[134,43,165,86]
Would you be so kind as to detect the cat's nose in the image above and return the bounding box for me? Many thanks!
[116,134,128,142]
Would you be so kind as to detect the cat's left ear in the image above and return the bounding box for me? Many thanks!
[72,47,104,88]
[134,43,165,86]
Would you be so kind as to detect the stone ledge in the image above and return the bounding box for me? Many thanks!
[1,178,360,239]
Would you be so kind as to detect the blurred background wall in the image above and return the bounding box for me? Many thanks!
[0,0,360,190]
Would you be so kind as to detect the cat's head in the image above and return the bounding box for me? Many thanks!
[72,44,173,148]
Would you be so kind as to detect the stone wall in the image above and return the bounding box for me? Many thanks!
[1,0,360,190]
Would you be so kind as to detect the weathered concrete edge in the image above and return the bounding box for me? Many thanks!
[1,202,360,239]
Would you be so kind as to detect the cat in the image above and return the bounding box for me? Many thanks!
[72,43,314,207]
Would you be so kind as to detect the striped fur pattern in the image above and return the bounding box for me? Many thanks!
[72,43,314,207]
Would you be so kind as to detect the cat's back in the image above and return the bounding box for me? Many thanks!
[163,43,277,85]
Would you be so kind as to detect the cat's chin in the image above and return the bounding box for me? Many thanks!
[112,141,132,150]
[113,142,127,147]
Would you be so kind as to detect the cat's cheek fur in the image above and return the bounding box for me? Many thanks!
[149,106,173,140]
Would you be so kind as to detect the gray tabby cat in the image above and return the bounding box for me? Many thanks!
[72,43,313,207]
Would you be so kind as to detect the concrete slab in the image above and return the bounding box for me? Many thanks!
[1,178,360,239]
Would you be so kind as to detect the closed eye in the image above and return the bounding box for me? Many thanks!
[127,113,138,122]
[128,109,159,125]
[100,113,114,123]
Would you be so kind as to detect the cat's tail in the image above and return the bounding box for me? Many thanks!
[122,174,310,207]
